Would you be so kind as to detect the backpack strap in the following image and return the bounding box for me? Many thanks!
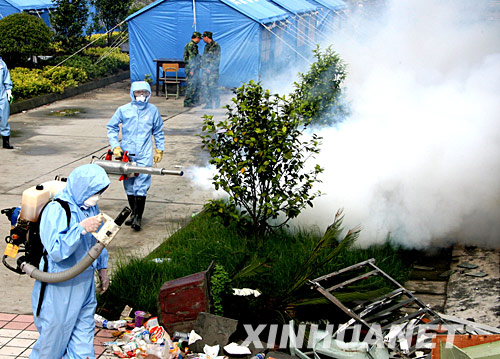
[36,199,71,317]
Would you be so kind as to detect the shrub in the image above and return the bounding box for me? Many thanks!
[87,32,126,47]
[10,66,88,99]
[10,68,53,99]
[200,81,323,239]
[290,45,349,127]
[0,13,52,67]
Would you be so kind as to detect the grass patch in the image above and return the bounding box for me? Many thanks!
[98,211,410,325]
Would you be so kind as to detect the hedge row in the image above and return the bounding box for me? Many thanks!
[10,47,129,101]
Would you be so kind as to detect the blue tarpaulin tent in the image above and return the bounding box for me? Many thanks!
[126,0,308,89]
[0,0,54,26]
[306,0,347,36]
[269,0,318,57]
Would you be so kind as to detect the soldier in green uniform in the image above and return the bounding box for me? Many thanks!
[201,31,221,109]
[183,31,202,107]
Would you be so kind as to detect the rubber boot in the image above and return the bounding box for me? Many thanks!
[125,195,136,226]
[2,136,13,149]
[131,196,146,231]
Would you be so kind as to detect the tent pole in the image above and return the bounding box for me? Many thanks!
[192,0,197,31]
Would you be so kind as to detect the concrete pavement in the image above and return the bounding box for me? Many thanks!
[0,80,222,314]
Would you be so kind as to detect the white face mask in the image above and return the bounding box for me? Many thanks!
[83,194,101,208]
[136,95,146,102]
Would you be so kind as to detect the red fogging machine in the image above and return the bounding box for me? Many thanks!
[91,150,184,179]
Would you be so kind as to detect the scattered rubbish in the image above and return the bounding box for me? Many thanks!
[135,311,148,327]
[95,314,128,329]
[232,288,261,297]
[439,269,456,278]
[302,258,500,359]
[433,334,500,359]
[150,258,172,264]
[120,305,133,320]
[464,271,488,278]
[203,344,220,359]
[457,262,479,269]
[224,342,251,355]
[188,330,202,345]
[413,265,435,271]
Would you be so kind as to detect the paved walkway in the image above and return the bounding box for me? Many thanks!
[0,312,115,358]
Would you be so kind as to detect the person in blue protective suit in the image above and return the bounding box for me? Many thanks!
[30,164,111,359]
[106,81,165,231]
[0,57,14,149]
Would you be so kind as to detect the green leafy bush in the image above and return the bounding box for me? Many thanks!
[10,66,87,99]
[200,81,323,238]
[291,45,349,127]
[10,68,53,99]
[9,47,129,100]
[0,13,52,67]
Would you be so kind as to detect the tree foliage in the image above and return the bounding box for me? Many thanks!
[0,13,52,67]
[90,0,133,45]
[291,45,349,127]
[50,0,89,52]
[200,81,323,239]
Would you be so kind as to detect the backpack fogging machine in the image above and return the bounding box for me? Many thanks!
[2,176,131,283]
[91,149,184,180]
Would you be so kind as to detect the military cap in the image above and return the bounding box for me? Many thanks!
[192,31,202,39]
[202,31,213,39]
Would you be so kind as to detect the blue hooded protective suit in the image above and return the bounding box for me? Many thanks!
[106,81,165,196]
[30,164,111,359]
[0,57,13,137]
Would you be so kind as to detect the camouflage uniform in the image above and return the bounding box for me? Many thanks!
[183,38,201,107]
[201,35,221,109]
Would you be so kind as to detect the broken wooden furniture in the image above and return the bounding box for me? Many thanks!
[158,262,214,333]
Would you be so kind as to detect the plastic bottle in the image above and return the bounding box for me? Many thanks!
[106,319,128,329]
[250,354,265,359]
[19,184,50,221]
[94,314,127,329]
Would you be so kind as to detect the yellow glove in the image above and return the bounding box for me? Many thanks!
[153,149,163,163]
[113,146,123,158]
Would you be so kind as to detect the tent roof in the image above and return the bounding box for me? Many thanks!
[220,0,289,23]
[126,0,289,24]
[270,0,317,15]
[311,0,347,11]
[2,0,54,10]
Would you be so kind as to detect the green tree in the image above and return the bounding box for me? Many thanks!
[0,13,52,67]
[90,0,133,45]
[50,0,89,52]
[291,45,349,127]
[200,81,323,239]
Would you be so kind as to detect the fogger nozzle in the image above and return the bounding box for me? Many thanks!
[114,206,132,226]
[92,160,183,177]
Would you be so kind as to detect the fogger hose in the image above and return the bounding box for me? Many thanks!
[21,242,105,283]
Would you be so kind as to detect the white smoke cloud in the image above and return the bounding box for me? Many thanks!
[294,0,500,248]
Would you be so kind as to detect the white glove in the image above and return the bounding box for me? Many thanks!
[98,268,109,294]
[80,215,102,234]
[6,89,12,102]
